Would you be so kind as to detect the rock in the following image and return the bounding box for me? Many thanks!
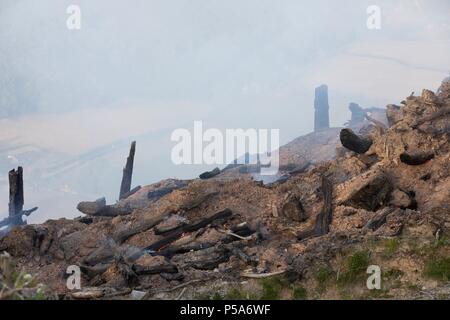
[337,169,393,211]
[76,197,106,215]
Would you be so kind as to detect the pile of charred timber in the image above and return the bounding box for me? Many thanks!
[0,167,38,236]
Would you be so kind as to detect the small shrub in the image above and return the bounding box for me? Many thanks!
[292,286,307,300]
[259,276,286,300]
[338,250,370,285]
[424,257,450,281]
[224,288,245,300]
[383,239,399,257]
[314,266,334,291]
[315,266,334,284]
[0,252,48,300]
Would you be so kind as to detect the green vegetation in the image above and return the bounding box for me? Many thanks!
[314,265,335,292]
[195,276,309,300]
[259,276,286,300]
[424,257,450,281]
[292,285,307,300]
[337,250,370,285]
[0,252,47,300]
[383,238,400,257]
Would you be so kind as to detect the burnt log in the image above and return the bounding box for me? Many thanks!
[119,141,136,200]
[95,205,133,217]
[132,263,178,275]
[145,209,233,252]
[400,151,435,166]
[199,167,221,180]
[113,214,168,244]
[77,197,106,215]
[148,187,174,201]
[340,129,373,154]
[178,245,232,271]
[364,207,397,231]
[77,198,133,217]
[156,242,215,258]
[298,176,332,240]
[117,257,139,286]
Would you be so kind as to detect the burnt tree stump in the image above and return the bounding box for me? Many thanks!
[119,141,136,200]
[1,167,38,229]
[314,85,330,132]
[9,167,24,219]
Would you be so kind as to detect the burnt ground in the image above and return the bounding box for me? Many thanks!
[1,81,449,300]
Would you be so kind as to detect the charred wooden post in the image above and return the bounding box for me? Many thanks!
[119,141,136,200]
[340,128,373,154]
[400,150,435,166]
[314,85,330,132]
[8,167,24,218]
[2,167,38,228]
[298,176,333,240]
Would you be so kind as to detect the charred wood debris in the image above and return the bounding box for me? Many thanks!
[1,79,449,299]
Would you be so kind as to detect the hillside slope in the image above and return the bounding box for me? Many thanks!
[1,80,449,300]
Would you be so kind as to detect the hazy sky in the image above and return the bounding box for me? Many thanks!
[0,0,449,222]
[1,1,449,127]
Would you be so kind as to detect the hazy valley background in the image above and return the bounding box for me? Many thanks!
[0,0,449,223]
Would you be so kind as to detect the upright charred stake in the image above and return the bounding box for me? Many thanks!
[297,176,333,240]
[119,141,136,200]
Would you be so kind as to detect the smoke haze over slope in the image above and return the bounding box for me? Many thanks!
[0,0,449,222]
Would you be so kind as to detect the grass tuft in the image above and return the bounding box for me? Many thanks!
[424,257,450,281]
